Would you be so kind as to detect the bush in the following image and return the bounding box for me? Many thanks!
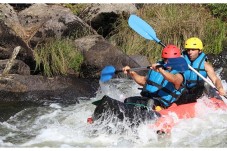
[34,39,83,77]
[63,4,88,16]
[206,4,227,22]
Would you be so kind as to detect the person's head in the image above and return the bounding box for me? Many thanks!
[184,37,203,61]
[162,44,181,62]
[161,45,188,71]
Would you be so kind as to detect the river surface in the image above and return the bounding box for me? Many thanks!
[0,73,227,148]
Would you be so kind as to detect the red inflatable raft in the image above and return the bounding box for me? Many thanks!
[88,95,227,134]
[152,97,227,133]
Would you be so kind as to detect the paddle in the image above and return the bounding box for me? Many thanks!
[128,14,227,99]
[100,58,188,83]
[100,65,150,82]
[128,14,166,48]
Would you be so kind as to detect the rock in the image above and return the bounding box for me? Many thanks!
[129,54,150,67]
[0,4,34,64]
[80,3,137,37]
[75,35,141,78]
[129,55,151,76]
[18,4,97,46]
[0,59,30,75]
[0,74,99,104]
[0,4,142,103]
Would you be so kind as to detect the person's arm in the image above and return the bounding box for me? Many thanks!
[122,66,147,86]
[205,62,226,95]
[152,64,183,90]
[158,68,183,90]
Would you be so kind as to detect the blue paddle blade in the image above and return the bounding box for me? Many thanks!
[128,14,161,43]
[164,57,188,72]
[100,65,116,82]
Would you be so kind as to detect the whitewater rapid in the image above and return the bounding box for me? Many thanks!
[0,73,227,147]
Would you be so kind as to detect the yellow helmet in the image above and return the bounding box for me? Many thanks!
[184,37,203,50]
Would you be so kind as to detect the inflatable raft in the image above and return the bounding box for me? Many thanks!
[87,95,227,133]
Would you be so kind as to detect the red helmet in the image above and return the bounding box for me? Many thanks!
[162,45,181,58]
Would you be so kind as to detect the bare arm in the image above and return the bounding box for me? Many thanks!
[155,66,183,90]
[205,62,226,95]
[123,64,183,89]
[122,66,146,86]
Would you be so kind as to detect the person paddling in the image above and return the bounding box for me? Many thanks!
[176,37,226,105]
[122,45,186,110]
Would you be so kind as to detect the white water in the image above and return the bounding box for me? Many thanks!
[0,76,227,147]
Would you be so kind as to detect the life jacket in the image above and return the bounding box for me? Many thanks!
[141,69,186,108]
[183,51,207,89]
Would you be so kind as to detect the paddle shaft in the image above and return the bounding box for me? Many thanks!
[189,65,227,99]
[115,66,151,74]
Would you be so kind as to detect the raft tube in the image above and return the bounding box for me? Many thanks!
[88,95,227,133]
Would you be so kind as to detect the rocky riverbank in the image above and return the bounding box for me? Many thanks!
[0,4,148,103]
[0,3,226,104]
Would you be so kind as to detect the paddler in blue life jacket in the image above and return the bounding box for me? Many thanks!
[176,37,226,105]
[122,45,186,110]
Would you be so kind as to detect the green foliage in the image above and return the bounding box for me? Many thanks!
[108,14,162,63]
[34,39,83,77]
[206,4,227,21]
[108,4,227,62]
[204,18,226,54]
[63,4,88,16]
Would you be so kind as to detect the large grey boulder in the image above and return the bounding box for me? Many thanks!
[18,3,97,46]
[74,35,142,78]
[0,4,34,63]
[80,3,137,37]
[0,74,99,103]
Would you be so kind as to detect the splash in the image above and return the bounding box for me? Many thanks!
[1,72,227,147]
[96,78,142,102]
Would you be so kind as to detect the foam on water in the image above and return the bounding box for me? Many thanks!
[0,71,227,147]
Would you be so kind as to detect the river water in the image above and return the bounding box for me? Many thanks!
[0,74,227,148]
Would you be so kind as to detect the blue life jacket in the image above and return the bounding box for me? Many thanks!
[141,68,186,108]
[183,51,207,89]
